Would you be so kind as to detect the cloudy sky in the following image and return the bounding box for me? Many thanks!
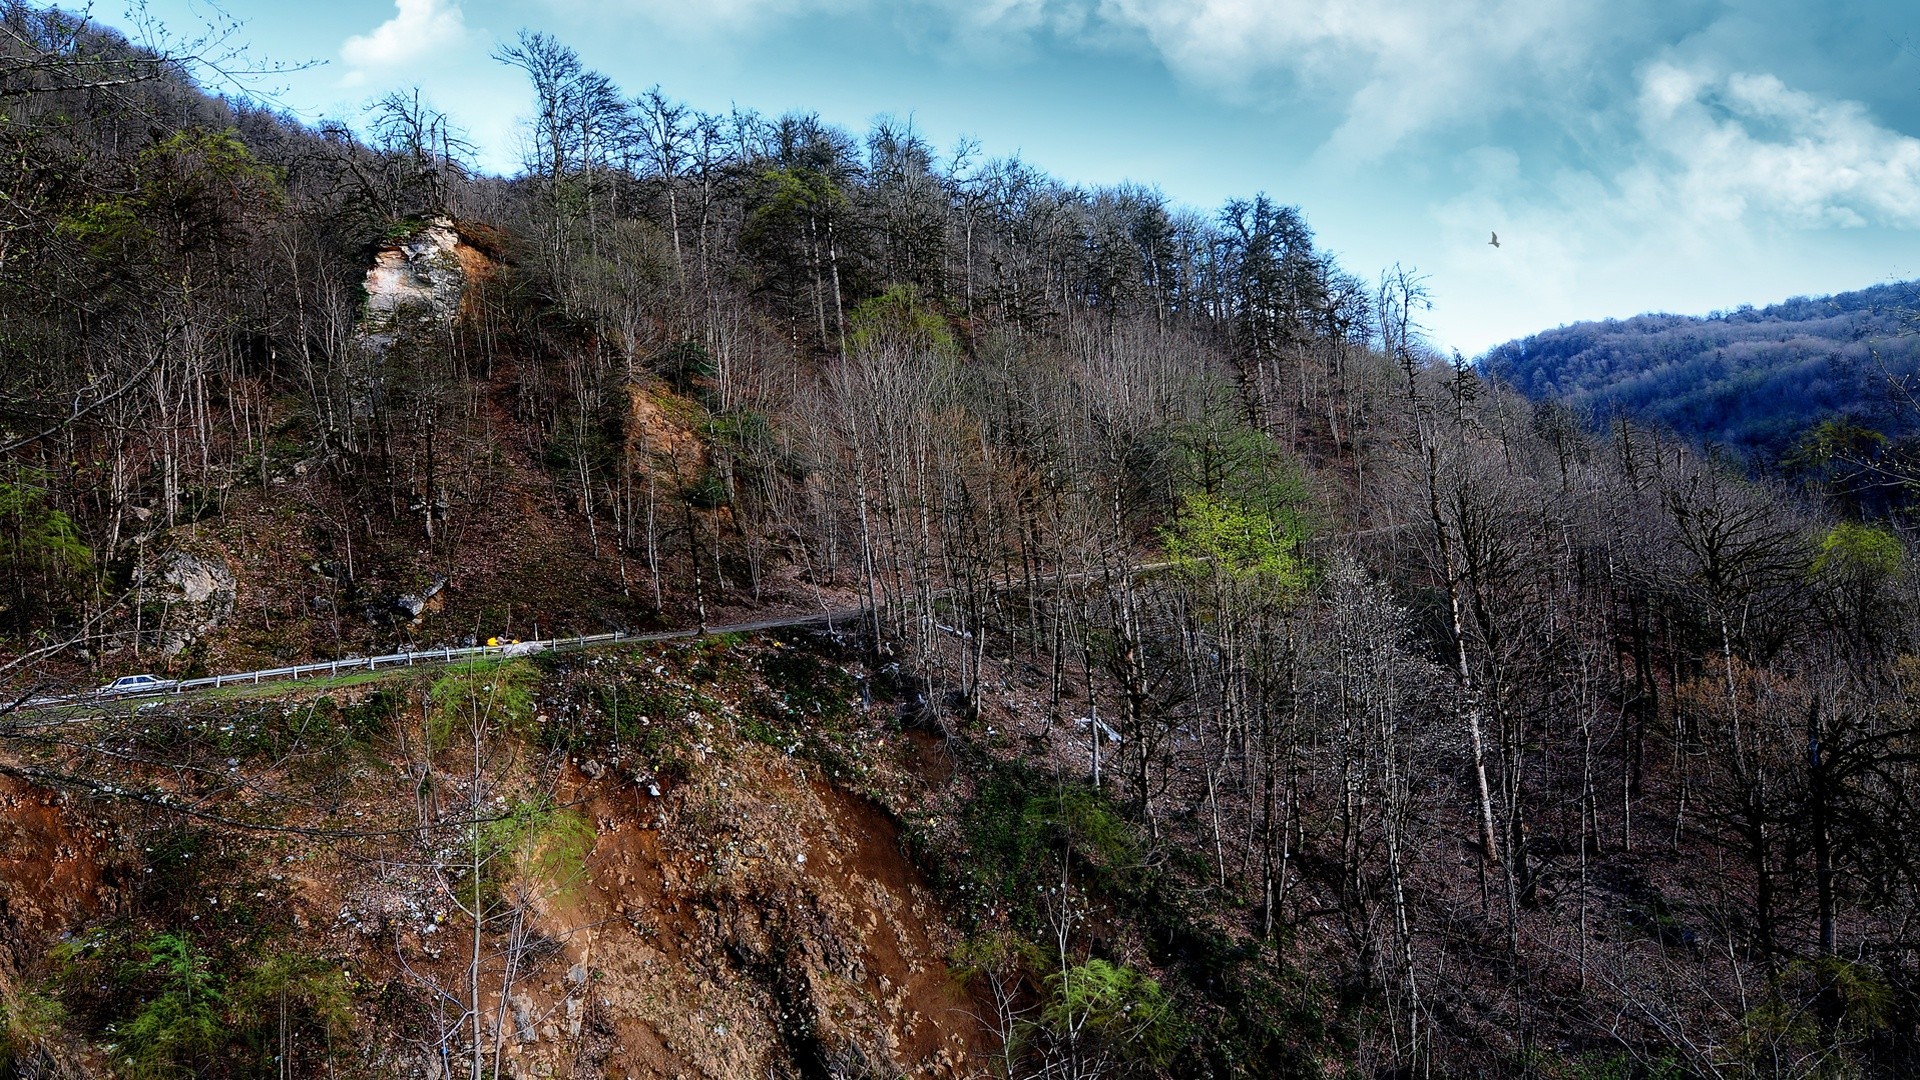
[129,0,1920,354]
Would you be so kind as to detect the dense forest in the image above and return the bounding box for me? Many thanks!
[3,2,1920,1077]
[1480,282,1920,471]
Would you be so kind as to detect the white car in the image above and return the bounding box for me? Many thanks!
[95,674,177,696]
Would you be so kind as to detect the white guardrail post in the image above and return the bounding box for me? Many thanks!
[78,628,678,706]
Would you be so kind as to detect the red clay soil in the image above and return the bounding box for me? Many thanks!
[0,776,110,973]
[493,753,987,1078]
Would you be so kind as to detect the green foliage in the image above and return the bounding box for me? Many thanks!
[950,930,1043,985]
[57,128,282,280]
[742,164,850,318]
[1029,787,1137,870]
[0,986,67,1074]
[848,284,957,357]
[703,408,775,457]
[1813,521,1903,579]
[139,129,279,188]
[55,195,153,260]
[748,166,847,236]
[756,649,858,724]
[336,687,407,744]
[931,757,1333,1073]
[229,952,354,1043]
[1043,958,1184,1069]
[1787,419,1890,475]
[46,926,355,1077]
[654,339,717,392]
[177,688,402,773]
[1162,489,1310,594]
[1149,417,1315,600]
[0,473,93,626]
[683,466,732,509]
[577,674,716,776]
[1813,956,1898,1032]
[378,214,434,243]
[543,408,620,474]
[943,763,1140,930]
[954,939,1187,1072]
[104,933,226,1078]
[1151,415,1305,508]
[1725,958,1895,1079]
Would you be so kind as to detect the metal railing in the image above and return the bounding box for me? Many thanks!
[39,561,1185,710]
[48,608,866,709]
[70,633,632,705]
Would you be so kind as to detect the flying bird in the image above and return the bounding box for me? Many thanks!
[1489,231,1500,248]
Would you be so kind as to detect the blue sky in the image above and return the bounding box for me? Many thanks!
[127,0,1920,354]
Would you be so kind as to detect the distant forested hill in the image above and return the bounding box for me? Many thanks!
[1481,281,1920,462]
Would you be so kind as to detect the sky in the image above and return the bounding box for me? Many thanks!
[124,0,1920,355]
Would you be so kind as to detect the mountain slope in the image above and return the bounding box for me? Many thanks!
[1481,281,1920,460]
[7,4,1920,1077]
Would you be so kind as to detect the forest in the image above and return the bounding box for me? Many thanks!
[3,1,1920,1076]
[1480,282,1920,474]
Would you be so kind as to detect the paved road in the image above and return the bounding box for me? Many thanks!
[19,606,873,711]
[21,560,1180,711]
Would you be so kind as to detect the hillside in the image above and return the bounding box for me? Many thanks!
[1480,281,1920,462]
[4,4,1920,1078]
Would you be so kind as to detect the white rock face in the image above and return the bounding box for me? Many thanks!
[136,550,238,657]
[151,550,236,607]
[361,217,466,325]
[347,217,475,425]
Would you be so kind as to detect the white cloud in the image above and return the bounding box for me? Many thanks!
[1624,62,1920,230]
[341,0,472,84]
[1425,64,1920,352]
[1093,0,1612,154]
[589,0,1623,154]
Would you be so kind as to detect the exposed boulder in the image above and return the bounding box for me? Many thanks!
[135,548,237,657]
[347,217,493,433]
[389,574,449,624]
[362,216,467,326]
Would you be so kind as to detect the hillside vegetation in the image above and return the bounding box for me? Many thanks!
[4,3,1920,1078]
[1481,282,1920,467]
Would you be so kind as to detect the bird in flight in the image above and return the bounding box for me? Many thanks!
[1488,231,1500,248]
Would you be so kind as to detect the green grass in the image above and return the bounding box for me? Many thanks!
[427,658,539,751]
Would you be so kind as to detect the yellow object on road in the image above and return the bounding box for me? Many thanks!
[486,637,499,647]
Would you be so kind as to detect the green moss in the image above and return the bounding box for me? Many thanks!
[427,657,539,750]
[485,795,596,899]
[0,987,67,1074]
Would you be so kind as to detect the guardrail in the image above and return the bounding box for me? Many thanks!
[81,632,634,704]
[49,609,863,709]
[39,561,1184,710]
[191,633,631,689]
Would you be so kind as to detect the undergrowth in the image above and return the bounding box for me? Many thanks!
[41,926,350,1078]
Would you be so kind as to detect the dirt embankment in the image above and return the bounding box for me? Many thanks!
[0,777,113,975]
[494,760,983,1078]
[0,641,990,1078]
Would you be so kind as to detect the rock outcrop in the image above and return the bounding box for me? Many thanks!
[135,548,237,657]
[361,216,468,326]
